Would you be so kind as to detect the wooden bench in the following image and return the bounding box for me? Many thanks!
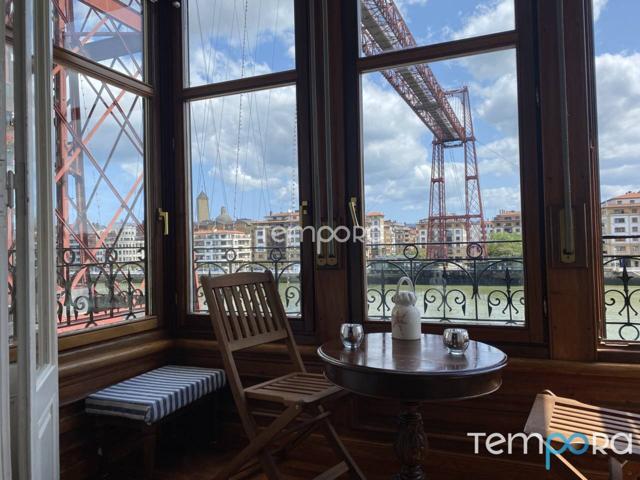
[85,365,227,479]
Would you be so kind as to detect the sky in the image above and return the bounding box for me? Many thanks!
[63,0,640,231]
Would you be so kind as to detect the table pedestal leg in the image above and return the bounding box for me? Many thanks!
[392,402,426,480]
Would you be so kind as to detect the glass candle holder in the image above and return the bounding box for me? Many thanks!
[340,323,364,350]
[443,328,469,355]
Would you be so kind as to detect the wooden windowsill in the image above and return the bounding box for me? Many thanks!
[8,316,160,363]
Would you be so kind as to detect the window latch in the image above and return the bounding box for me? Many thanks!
[348,197,360,228]
[157,208,169,236]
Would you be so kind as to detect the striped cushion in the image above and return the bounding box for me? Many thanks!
[85,365,226,425]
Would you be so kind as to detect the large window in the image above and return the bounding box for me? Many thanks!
[356,0,541,334]
[50,0,152,335]
[593,0,640,342]
[183,0,305,320]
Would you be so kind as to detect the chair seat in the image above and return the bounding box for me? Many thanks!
[85,365,227,425]
[245,372,343,405]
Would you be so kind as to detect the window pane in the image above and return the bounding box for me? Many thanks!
[188,86,301,315]
[52,0,144,80]
[53,65,147,333]
[362,49,525,326]
[184,0,295,87]
[360,0,515,57]
[594,0,640,341]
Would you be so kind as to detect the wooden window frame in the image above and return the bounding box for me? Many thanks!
[171,0,316,339]
[342,0,547,347]
[4,1,165,352]
[579,0,640,362]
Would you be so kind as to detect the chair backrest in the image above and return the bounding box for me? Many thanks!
[201,271,304,369]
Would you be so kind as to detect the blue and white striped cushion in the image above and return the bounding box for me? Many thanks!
[85,365,226,425]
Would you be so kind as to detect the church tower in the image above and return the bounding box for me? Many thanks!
[196,191,210,224]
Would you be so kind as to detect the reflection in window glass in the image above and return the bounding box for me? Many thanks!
[184,0,295,87]
[362,49,525,326]
[52,0,144,80]
[593,1,640,341]
[360,0,515,57]
[188,86,301,315]
[5,43,14,342]
[53,65,147,333]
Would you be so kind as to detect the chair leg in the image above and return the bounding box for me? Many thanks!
[215,403,302,480]
[318,417,366,480]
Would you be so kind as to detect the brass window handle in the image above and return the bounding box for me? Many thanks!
[348,197,360,228]
[157,208,169,236]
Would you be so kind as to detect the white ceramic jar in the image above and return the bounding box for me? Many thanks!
[391,277,421,340]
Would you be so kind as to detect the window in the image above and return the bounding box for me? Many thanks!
[53,0,145,80]
[357,0,539,333]
[183,0,309,327]
[50,0,152,335]
[593,0,640,342]
[183,0,295,87]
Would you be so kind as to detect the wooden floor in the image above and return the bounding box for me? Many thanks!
[111,431,572,480]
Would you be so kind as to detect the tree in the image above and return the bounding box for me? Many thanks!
[486,232,523,257]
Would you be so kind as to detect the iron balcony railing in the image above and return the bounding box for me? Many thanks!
[3,236,636,338]
[365,241,526,325]
[192,246,302,316]
[602,235,640,341]
[7,247,147,333]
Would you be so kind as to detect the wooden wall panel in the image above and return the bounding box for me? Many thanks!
[58,337,640,479]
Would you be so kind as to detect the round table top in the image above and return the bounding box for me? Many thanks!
[317,333,508,402]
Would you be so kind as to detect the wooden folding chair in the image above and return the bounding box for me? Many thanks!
[201,271,365,480]
[524,391,640,479]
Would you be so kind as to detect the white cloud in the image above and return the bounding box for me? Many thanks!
[189,83,298,218]
[593,0,609,22]
[477,137,520,177]
[594,52,640,198]
[482,186,522,214]
[451,0,514,40]
[186,0,295,85]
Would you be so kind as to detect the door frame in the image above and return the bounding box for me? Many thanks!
[0,7,12,480]
[13,0,59,477]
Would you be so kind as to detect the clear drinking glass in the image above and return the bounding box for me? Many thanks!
[340,323,364,350]
[443,328,470,355]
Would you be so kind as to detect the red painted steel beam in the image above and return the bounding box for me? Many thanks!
[78,0,141,32]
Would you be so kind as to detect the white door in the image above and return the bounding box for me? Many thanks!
[12,0,59,478]
[0,6,12,480]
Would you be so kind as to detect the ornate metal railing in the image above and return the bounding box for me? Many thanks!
[53,247,146,331]
[366,241,525,325]
[192,246,302,315]
[602,235,640,341]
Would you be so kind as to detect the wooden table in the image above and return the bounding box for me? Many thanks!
[317,333,508,480]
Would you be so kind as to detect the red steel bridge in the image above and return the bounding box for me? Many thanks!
[361,0,486,257]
